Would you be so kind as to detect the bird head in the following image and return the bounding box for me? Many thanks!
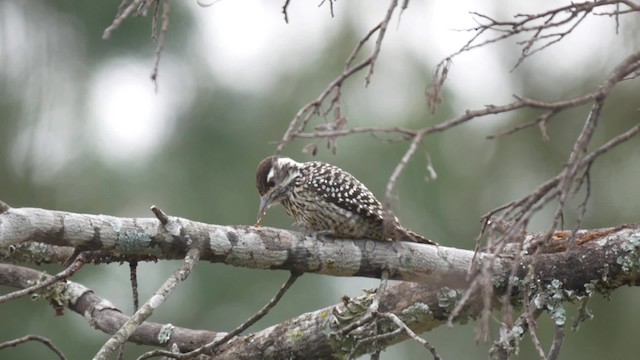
[255,156,301,224]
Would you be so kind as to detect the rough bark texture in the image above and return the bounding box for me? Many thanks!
[2,204,640,358]
[0,205,500,286]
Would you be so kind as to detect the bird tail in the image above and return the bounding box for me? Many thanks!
[394,227,438,245]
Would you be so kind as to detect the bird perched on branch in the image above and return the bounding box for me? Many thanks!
[255,156,437,245]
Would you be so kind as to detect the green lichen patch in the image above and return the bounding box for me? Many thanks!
[287,330,305,342]
[437,287,460,310]
[158,323,175,344]
[401,302,434,325]
[615,233,640,274]
[116,231,160,255]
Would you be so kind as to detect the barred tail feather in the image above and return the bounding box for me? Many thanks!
[395,227,438,245]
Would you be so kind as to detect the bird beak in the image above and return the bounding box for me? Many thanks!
[257,194,271,224]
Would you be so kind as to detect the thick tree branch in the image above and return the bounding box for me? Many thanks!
[1,223,639,358]
[0,203,497,286]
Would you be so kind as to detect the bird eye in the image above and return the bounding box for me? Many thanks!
[267,180,275,188]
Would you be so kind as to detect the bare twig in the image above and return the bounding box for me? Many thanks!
[138,271,302,359]
[130,260,140,311]
[378,312,441,360]
[0,335,66,360]
[318,0,335,18]
[295,90,607,145]
[151,205,169,225]
[383,132,424,229]
[103,0,147,40]
[0,255,85,305]
[430,0,639,103]
[371,269,390,313]
[277,0,400,152]
[349,328,403,359]
[93,247,201,360]
[345,271,438,359]
[547,324,565,360]
[524,297,546,360]
[103,0,171,87]
[450,1,637,69]
[115,0,131,18]
[296,126,416,139]
[470,61,639,342]
[426,57,451,113]
[581,122,640,166]
[151,0,170,91]
[486,110,556,140]
[282,0,291,23]
[475,49,640,253]
[192,271,301,356]
[363,0,396,86]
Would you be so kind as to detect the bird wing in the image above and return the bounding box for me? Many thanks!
[303,162,386,223]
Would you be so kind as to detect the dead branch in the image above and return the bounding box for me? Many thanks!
[447,1,639,70]
[0,254,85,305]
[428,1,639,109]
[139,271,301,359]
[0,335,66,360]
[0,202,493,286]
[1,224,639,358]
[93,248,201,360]
[277,0,401,152]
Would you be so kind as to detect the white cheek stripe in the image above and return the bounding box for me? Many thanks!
[266,168,275,183]
[276,157,299,169]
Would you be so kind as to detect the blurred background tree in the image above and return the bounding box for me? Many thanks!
[0,1,638,359]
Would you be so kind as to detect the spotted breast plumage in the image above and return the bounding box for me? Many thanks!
[255,156,436,245]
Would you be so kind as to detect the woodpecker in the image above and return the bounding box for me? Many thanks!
[255,156,436,245]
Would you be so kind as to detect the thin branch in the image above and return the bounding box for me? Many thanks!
[382,132,424,234]
[301,90,606,144]
[129,260,140,311]
[0,255,85,305]
[429,1,639,105]
[151,0,170,91]
[363,0,397,86]
[186,271,301,357]
[0,335,66,360]
[547,324,565,360]
[103,0,147,40]
[277,0,400,152]
[138,271,302,359]
[449,1,636,69]
[524,297,546,360]
[581,122,640,166]
[150,205,170,225]
[474,49,640,253]
[486,110,556,140]
[295,126,416,139]
[349,328,403,359]
[378,313,441,360]
[93,247,201,360]
[282,0,291,23]
[372,269,389,313]
[318,0,335,18]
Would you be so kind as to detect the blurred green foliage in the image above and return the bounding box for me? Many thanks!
[0,1,639,359]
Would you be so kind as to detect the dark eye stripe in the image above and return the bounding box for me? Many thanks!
[256,156,278,195]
